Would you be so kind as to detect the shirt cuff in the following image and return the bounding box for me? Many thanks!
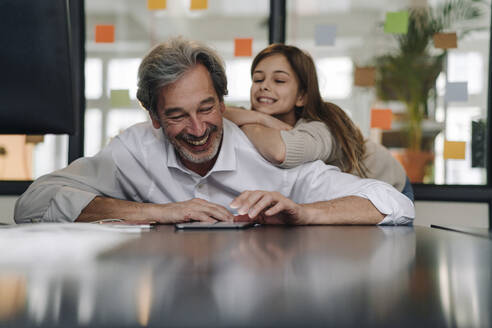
[355,181,415,225]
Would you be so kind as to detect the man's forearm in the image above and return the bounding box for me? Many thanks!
[76,196,159,223]
[76,196,235,223]
[301,196,384,225]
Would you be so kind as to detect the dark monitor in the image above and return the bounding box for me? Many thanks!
[0,0,76,134]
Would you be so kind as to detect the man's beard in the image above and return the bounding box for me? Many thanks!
[164,125,222,164]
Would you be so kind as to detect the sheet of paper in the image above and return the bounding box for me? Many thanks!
[315,25,337,46]
[190,0,207,10]
[370,109,392,130]
[433,32,457,49]
[110,89,131,108]
[147,0,166,10]
[234,38,253,57]
[384,11,409,34]
[354,67,376,87]
[95,24,115,43]
[445,82,468,102]
[443,141,466,160]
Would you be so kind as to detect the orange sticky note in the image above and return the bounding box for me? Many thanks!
[370,109,392,130]
[433,32,457,49]
[148,0,166,10]
[95,25,115,43]
[354,67,376,87]
[190,0,207,10]
[443,141,466,159]
[234,38,253,57]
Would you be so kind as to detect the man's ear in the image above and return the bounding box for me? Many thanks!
[149,112,162,129]
[295,92,306,107]
[219,101,226,114]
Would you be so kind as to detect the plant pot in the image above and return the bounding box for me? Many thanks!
[393,149,434,183]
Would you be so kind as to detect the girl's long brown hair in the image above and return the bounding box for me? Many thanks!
[251,44,368,177]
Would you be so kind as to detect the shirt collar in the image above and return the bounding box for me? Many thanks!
[165,118,238,176]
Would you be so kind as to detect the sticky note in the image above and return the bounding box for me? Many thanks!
[147,0,166,10]
[95,25,115,43]
[234,38,253,57]
[354,67,376,87]
[384,11,409,34]
[433,32,457,49]
[445,82,468,102]
[370,109,392,130]
[110,89,131,107]
[190,0,207,10]
[315,25,337,46]
[443,141,466,160]
[434,33,457,49]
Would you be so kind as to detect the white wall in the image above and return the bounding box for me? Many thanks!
[414,201,489,228]
[0,197,489,228]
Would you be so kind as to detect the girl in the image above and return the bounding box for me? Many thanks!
[224,44,413,200]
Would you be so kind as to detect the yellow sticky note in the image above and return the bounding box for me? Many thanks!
[111,89,131,108]
[95,25,115,43]
[190,0,207,10]
[148,0,166,10]
[234,38,253,57]
[443,141,466,160]
[384,11,409,34]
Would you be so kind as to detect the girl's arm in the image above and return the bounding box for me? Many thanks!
[224,106,292,130]
[224,106,293,164]
[240,124,287,164]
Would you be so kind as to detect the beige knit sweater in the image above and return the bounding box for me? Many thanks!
[279,119,407,192]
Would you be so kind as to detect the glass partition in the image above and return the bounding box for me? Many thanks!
[286,0,490,185]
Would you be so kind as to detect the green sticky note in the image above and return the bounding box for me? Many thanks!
[384,11,409,34]
[110,89,131,108]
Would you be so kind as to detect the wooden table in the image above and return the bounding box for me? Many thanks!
[0,224,491,327]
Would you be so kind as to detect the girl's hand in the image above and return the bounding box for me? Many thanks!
[259,114,293,131]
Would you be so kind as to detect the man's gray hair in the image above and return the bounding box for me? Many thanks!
[137,37,228,116]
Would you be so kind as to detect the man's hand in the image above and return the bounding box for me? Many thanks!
[230,190,307,225]
[230,193,385,226]
[159,198,234,223]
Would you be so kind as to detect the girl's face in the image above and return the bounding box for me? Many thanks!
[250,54,305,124]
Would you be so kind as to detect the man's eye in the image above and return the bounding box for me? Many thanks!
[168,115,186,120]
[253,79,264,83]
[275,80,286,83]
[199,106,213,113]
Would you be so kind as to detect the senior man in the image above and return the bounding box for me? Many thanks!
[15,38,414,225]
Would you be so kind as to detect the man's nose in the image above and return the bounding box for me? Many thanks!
[187,115,207,136]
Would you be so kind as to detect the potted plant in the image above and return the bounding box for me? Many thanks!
[374,0,487,182]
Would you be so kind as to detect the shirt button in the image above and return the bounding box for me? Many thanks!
[198,184,204,189]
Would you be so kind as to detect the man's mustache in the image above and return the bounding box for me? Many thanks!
[177,125,218,142]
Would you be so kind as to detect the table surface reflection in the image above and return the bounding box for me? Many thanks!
[0,224,491,327]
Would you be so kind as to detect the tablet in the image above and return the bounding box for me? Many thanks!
[175,221,255,229]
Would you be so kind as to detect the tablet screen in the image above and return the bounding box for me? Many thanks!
[175,221,255,229]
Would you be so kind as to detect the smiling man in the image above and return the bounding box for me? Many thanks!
[14,38,414,225]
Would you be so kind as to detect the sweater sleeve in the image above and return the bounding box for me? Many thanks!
[279,120,335,168]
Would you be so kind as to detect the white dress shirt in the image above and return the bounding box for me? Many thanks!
[14,119,415,224]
